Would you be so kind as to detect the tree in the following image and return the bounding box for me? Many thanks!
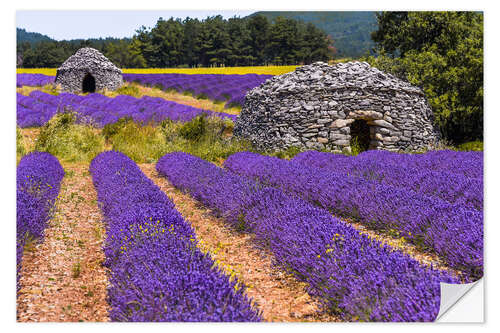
[22,41,68,67]
[150,18,185,67]
[302,22,333,64]
[226,16,252,66]
[367,11,483,144]
[247,15,270,65]
[182,17,201,67]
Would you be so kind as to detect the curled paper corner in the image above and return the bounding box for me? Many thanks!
[436,278,484,322]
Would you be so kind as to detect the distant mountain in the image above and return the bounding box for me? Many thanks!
[17,28,54,44]
[248,11,378,58]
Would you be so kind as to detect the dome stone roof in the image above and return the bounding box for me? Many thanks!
[55,48,123,93]
[248,61,423,98]
[235,61,438,153]
[57,47,122,73]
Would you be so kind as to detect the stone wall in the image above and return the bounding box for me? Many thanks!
[234,61,440,153]
[55,69,123,93]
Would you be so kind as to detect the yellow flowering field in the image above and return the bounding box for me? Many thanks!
[17,68,56,75]
[17,65,298,76]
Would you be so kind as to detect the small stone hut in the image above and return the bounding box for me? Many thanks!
[234,61,439,153]
[55,47,123,93]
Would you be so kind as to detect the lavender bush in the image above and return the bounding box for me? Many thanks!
[89,151,261,322]
[17,90,236,128]
[123,73,271,108]
[292,150,483,210]
[224,152,483,280]
[17,152,64,291]
[157,152,459,322]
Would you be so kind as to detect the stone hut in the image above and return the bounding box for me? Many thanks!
[55,47,123,93]
[234,61,439,153]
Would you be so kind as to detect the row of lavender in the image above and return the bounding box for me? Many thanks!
[296,149,482,179]
[292,150,483,210]
[17,73,54,87]
[17,152,64,291]
[123,73,272,108]
[89,151,260,321]
[224,152,483,280]
[17,90,236,128]
[156,152,458,322]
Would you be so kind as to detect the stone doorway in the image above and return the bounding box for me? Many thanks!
[349,119,371,153]
[82,73,96,93]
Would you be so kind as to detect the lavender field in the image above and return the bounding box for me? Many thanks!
[16,73,484,322]
[15,72,276,128]
[123,73,272,108]
[157,151,462,321]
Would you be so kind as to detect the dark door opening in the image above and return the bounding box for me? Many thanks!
[82,73,96,93]
[350,119,371,154]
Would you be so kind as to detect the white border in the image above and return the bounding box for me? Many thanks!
[3,1,498,331]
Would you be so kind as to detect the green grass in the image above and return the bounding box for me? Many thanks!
[108,115,252,164]
[34,112,105,162]
[16,127,26,158]
[349,137,364,156]
[457,141,483,151]
[108,120,170,163]
[114,85,141,97]
[269,146,303,160]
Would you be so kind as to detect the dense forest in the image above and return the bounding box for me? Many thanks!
[17,15,333,68]
[250,11,377,58]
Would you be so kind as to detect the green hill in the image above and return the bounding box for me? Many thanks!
[17,28,54,44]
[248,11,378,58]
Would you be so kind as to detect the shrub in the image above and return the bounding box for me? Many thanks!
[109,120,168,163]
[178,115,207,141]
[115,85,140,97]
[35,112,105,162]
[177,116,253,162]
[102,116,134,141]
[108,115,253,164]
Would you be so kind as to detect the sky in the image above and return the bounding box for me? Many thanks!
[16,10,256,41]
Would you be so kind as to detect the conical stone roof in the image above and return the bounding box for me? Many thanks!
[248,61,423,98]
[58,47,122,73]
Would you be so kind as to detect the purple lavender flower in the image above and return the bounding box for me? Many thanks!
[17,152,64,291]
[17,74,55,87]
[122,73,271,108]
[89,151,261,322]
[157,152,459,322]
[224,151,483,280]
[17,90,237,128]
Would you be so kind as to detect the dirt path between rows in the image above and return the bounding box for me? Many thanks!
[17,162,109,322]
[140,163,341,322]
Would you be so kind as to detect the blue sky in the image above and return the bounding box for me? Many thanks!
[16,10,256,40]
